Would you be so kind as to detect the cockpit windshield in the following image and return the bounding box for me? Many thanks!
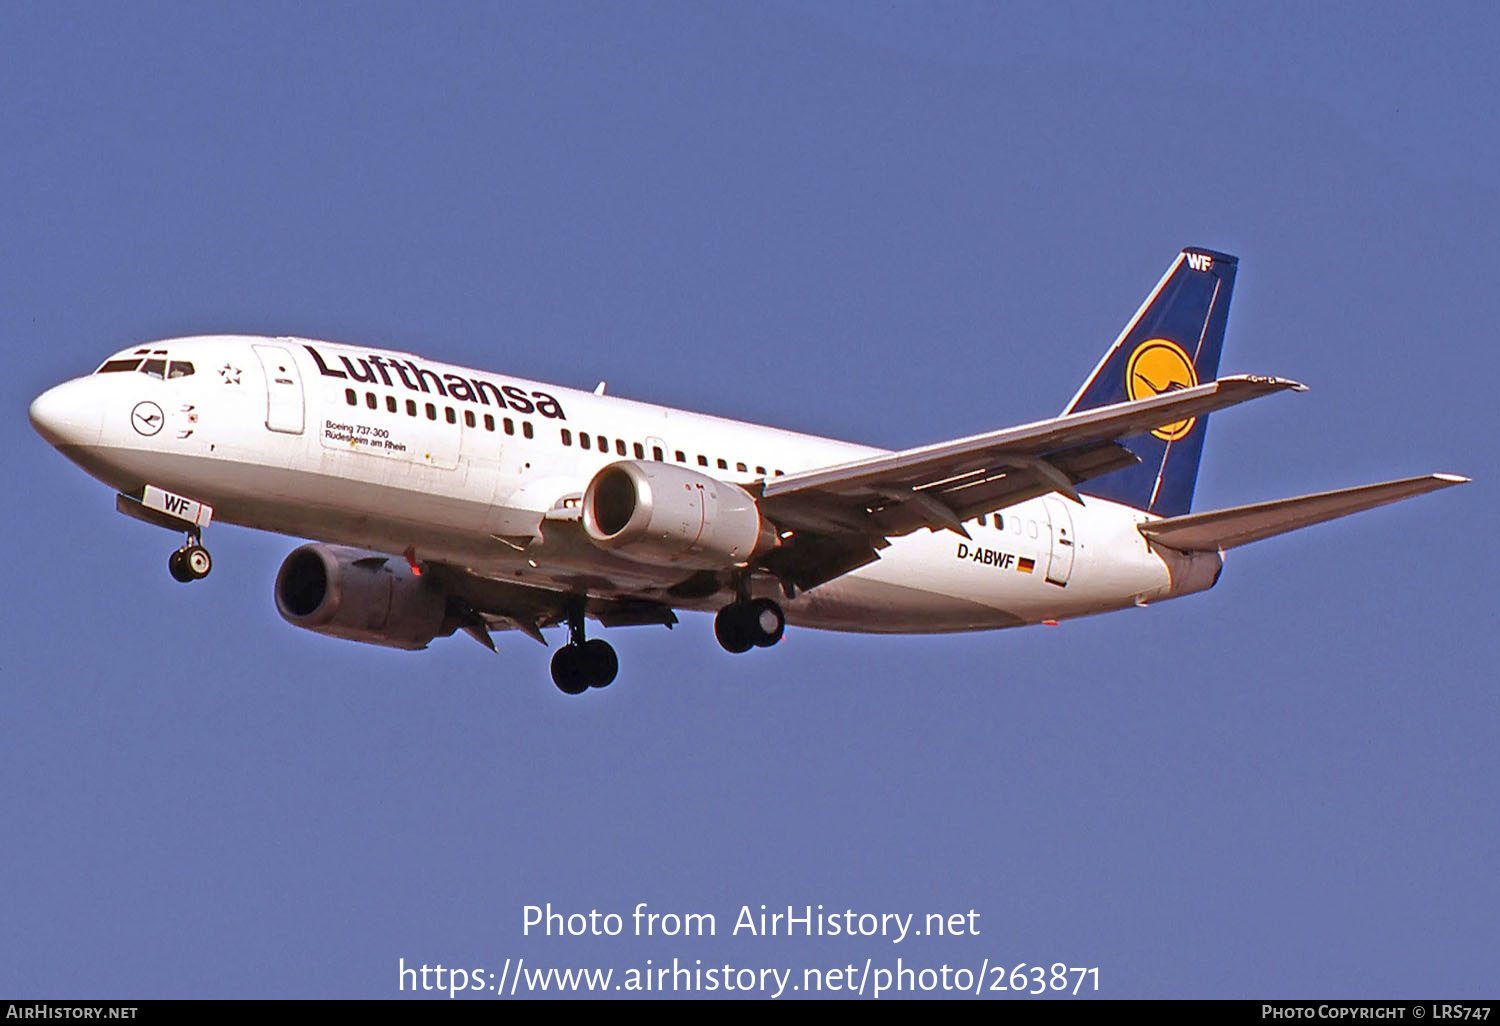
[95,348,194,378]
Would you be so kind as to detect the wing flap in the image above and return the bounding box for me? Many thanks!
[759,534,887,595]
[423,563,678,643]
[863,441,1140,535]
[1139,473,1469,552]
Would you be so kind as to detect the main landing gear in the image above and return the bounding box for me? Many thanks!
[167,531,212,583]
[715,597,785,654]
[550,601,618,695]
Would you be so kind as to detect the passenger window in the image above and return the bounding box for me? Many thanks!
[774,470,784,477]
[716,458,728,470]
[426,403,437,420]
[697,455,708,467]
[634,442,645,459]
[366,392,377,409]
[581,433,591,450]
[406,399,417,416]
[596,435,608,452]
[142,359,167,379]
[755,466,766,475]
[561,428,573,446]
[445,407,456,424]
[1028,520,1038,538]
[522,422,533,439]
[464,410,476,428]
[995,514,1005,530]
[737,462,747,473]
[504,417,515,435]
[167,361,194,378]
[616,439,627,456]
[484,414,495,431]
[653,446,664,461]
[977,514,987,526]
[345,389,357,406]
[675,450,686,463]
[386,396,397,413]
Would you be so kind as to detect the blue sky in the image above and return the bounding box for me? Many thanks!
[4,1,1495,999]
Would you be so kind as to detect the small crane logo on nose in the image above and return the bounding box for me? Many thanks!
[131,401,164,436]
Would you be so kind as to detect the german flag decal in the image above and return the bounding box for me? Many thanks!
[1017,557,1035,574]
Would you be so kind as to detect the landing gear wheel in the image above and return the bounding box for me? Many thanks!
[714,603,753,653]
[168,540,211,583]
[184,544,212,579]
[747,598,785,648]
[550,646,590,695]
[167,549,193,583]
[717,599,787,653]
[581,639,619,688]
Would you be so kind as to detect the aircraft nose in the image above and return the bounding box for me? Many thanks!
[30,379,104,449]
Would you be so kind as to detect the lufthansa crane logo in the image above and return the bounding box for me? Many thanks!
[130,401,164,437]
[1125,338,1198,441]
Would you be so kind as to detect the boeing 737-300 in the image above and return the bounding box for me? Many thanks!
[28,248,1467,693]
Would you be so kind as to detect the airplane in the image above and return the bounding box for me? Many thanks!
[28,247,1467,694]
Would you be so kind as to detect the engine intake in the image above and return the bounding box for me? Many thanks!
[581,462,774,570]
[274,543,451,650]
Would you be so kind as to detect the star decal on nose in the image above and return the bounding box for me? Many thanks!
[219,364,242,385]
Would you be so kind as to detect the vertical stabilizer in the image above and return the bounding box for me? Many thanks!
[1063,247,1237,517]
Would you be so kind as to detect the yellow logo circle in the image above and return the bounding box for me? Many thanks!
[1125,338,1198,441]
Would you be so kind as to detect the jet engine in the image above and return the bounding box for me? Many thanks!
[581,462,776,570]
[274,543,452,650]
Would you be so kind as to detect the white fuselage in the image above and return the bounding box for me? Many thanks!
[31,336,1221,635]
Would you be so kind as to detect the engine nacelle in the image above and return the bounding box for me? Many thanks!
[274,543,450,650]
[581,461,775,570]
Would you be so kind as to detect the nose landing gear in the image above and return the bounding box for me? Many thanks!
[167,532,212,583]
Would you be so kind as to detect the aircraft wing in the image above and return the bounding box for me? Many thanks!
[1137,473,1469,552]
[756,374,1305,591]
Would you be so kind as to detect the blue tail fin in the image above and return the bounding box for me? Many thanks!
[1063,247,1238,517]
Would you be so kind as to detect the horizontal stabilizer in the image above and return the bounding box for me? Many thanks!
[1139,474,1469,552]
